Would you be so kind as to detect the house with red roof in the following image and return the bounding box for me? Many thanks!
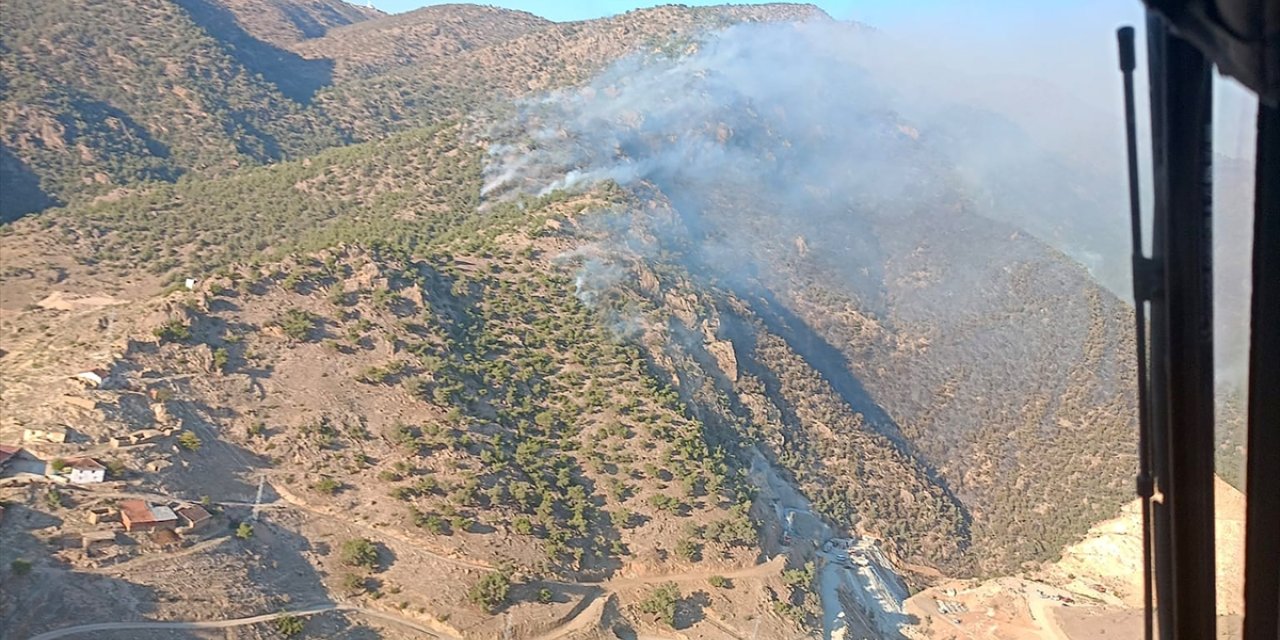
[64,457,106,484]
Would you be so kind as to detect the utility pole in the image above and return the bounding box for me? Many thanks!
[251,476,265,521]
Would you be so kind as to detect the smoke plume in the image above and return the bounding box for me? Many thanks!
[485,17,1254,386]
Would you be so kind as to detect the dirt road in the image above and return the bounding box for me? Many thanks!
[1026,590,1073,640]
[601,555,786,589]
[26,603,446,640]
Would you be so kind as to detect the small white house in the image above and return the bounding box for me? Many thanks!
[73,369,109,388]
[65,457,106,484]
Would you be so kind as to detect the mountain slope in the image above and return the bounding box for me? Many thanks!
[0,1,825,219]
[291,4,553,78]
[199,0,383,46]
[0,0,343,217]
[0,14,1137,581]
[0,171,817,639]
[479,20,1138,575]
[306,3,831,141]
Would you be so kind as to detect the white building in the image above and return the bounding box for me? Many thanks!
[73,369,110,388]
[66,457,106,484]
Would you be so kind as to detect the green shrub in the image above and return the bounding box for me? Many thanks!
[10,559,32,576]
[356,362,404,384]
[450,515,474,533]
[282,271,305,292]
[413,477,438,494]
[513,516,534,535]
[273,614,304,637]
[782,561,815,588]
[467,571,511,613]
[341,572,367,593]
[327,284,350,306]
[212,346,230,372]
[648,494,683,514]
[153,319,191,343]
[675,538,701,562]
[416,513,447,534]
[276,309,316,341]
[611,509,634,529]
[105,459,127,477]
[340,538,379,569]
[177,430,202,451]
[313,478,341,495]
[638,582,680,626]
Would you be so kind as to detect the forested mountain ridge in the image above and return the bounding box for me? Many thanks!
[0,0,345,218]
[290,4,553,78]
[0,0,823,220]
[190,0,384,47]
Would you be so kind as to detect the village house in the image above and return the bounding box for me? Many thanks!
[0,444,20,471]
[0,444,48,477]
[176,505,213,532]
[22,426,68,444]
[109,427,176,449]
[63,457,106,484]
[119,500,178,532]
[81,530,118,554]
[86,506,116,524]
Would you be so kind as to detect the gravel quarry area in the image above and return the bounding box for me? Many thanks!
[751,452,913,640]
[819,537,911,640]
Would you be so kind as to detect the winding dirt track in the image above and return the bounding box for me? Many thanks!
[600,554,786,589]
[26,603,444,640]
[531,556,788,640]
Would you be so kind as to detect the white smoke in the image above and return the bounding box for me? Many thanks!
[485,20,1137,298]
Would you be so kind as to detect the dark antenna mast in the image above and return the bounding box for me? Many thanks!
[1116,27,1158,640]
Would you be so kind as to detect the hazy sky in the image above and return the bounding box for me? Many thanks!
[366,0,1254,155]
[376,0,1133,28]
[377,1,1151,90]
[372,0,856,20]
